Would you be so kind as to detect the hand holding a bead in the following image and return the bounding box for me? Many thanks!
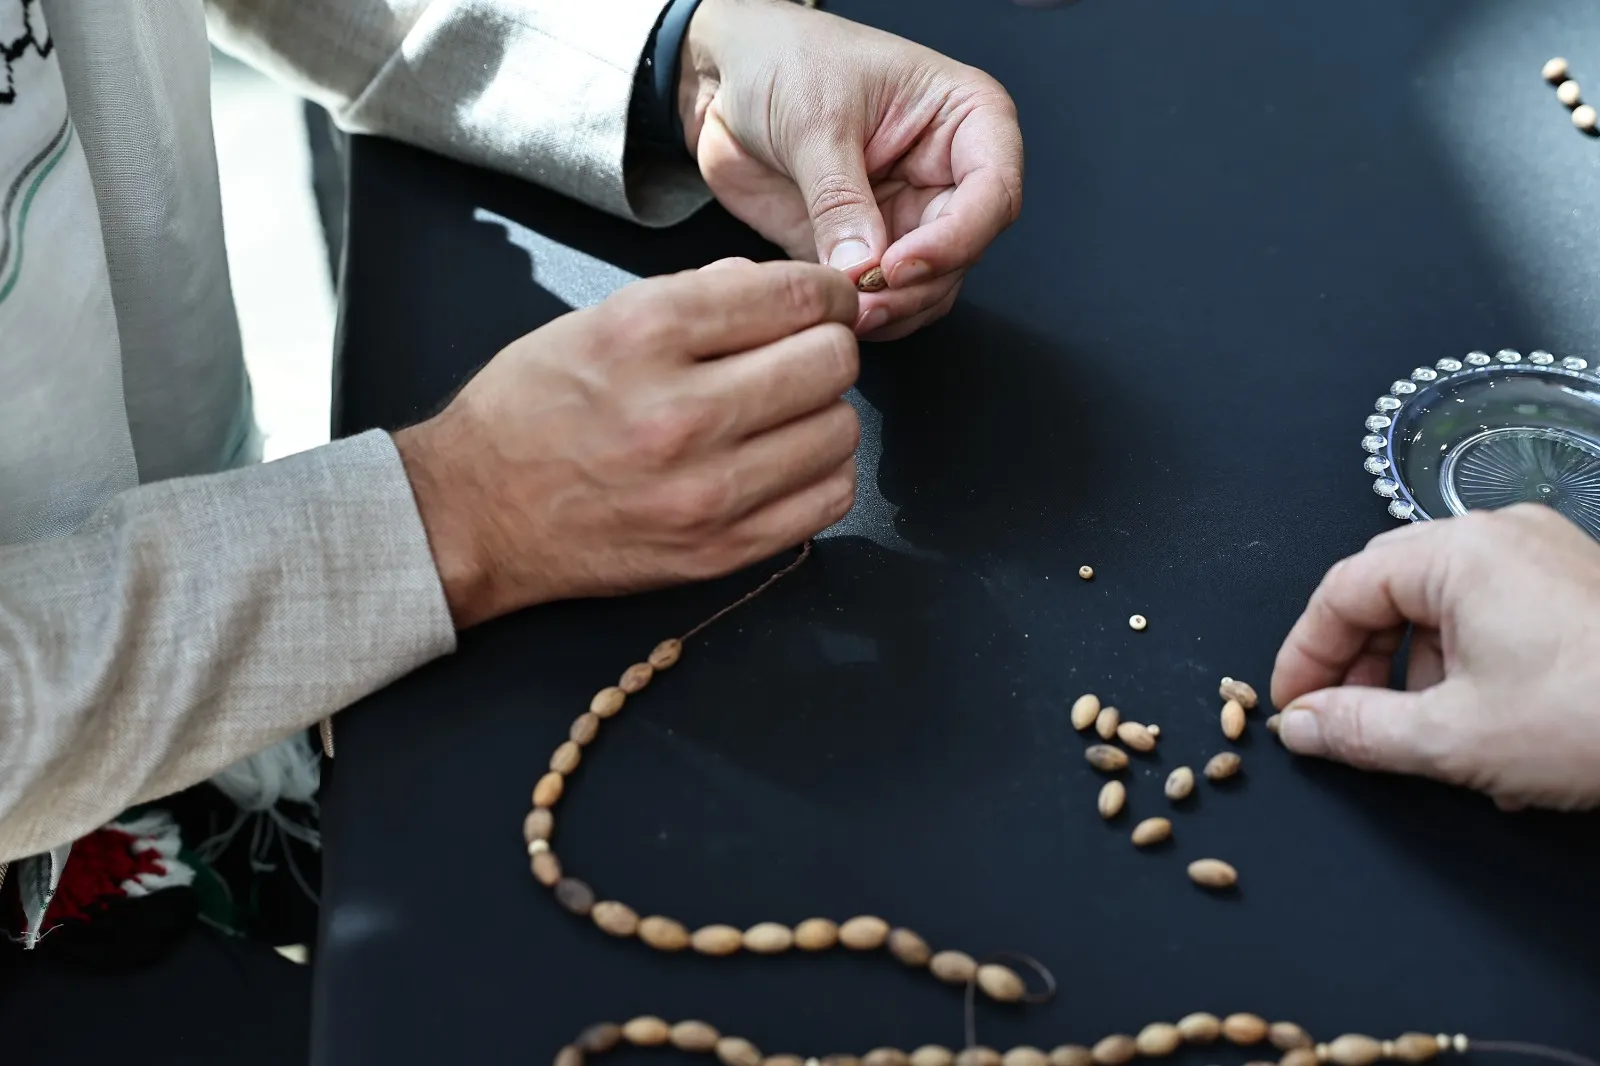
[396,259,861,628]
[1270,505,1600,811]
[678,0,1024,340]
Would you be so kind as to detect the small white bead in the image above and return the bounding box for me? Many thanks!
[1453,1036,1469,1054]
[528,839,549,855]
[1435,1035,1451,1051]
[1129,614,1148,631]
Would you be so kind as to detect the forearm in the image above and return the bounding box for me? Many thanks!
[0,431,455,862]
[204,0,711,225]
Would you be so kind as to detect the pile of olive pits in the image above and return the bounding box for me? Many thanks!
[520,544,1593,1066]
[1070,677,1266,889]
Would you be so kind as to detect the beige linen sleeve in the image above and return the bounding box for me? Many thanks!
[0,431,455,863]
[205,0,713,227]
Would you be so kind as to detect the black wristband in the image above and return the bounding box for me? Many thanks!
[630,0,707,159]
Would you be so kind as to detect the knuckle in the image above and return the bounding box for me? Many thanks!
[805,174,874,231]
[647,473,733,533]
[626,402,713,466]
[773,267,831,325]
[811,323,861,391]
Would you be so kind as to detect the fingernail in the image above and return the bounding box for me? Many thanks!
[857,308,889,334]
[1279,708,1324,755]
[829,240,873,271]
[892,259,931,286]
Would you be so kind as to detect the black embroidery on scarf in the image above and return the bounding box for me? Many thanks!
[2,0,54,107]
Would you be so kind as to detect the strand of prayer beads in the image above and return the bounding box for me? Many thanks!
[524,544,1600,1066]
[522,540,1034,1005]
[552,1018,1598,1066]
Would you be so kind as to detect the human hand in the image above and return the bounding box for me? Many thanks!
[1270,505,1600,811]
[679,0,1024,341]
[395,259,861,628]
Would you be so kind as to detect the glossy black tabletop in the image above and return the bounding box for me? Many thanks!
[317,2,1600,1064]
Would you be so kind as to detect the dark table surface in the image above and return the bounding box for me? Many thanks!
[316,2,1600,1064]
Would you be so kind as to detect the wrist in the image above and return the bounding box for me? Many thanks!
[678,0,738,155]
[394,418,498,630]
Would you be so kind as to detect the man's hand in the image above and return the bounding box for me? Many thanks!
[1271,505,1600,811]
[680,0,1024,341]
[395,259,861,628]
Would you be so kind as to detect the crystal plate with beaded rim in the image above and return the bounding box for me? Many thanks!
[1361,349,1600,540]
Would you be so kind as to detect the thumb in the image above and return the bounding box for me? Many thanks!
[1278,685,1443,777]
[790,140,888,278]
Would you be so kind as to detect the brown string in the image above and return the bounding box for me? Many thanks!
[963,952,1059,1049]
[680,540,814,643]
[1473,1043,1600,1066]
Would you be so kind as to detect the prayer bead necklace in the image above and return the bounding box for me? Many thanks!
[521,542,1596,1066]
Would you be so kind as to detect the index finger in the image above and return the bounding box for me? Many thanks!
[612,260,859,361]
[1270,521,1453,709]
[882,99,1023,283]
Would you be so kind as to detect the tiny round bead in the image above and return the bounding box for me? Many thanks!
[533,772,564,808]
[794,917,839,951]
[578,1024,622,1053]
[528,839,549,856]
[717,1039,763,1066]
[671,1022,721,1053]
[1136,1024,1182,1057]
[1176,1014,1220,1043]
[1078,565,1094,580]
[1147,724,1160,737]
[888,927,932,966]
[976,963,1025,1001]
[555,1046,584,1066]
[1091,1036,1136,1066]
[1544,56,1571,83]
[622,1017,670,1046]
[569,713,600,746]
[929,950,978,984]
[590,687,626,718]
[743,922,794,954]
[619,662,654,693]
[1129,614,1148,631]
[1435,1036,1450,1051]
[637,916,690,951]
[1557,79,1583,106]
[1223,1015,1269,1045]
[1004,1049,1049,1066]
[1049,1048,1093,1066]
[1271,1024,1313,1051]
[838,915,890,950]
[554,878,595,916]
[523,808,554,844]
[1383,1043,1396,1059]
[550,741,582,775]
[591,901,639,937]
[649,639,683,669]
[1453,1037,1469,1054]
[691,924,744,955]
[531,850,562,886]
[912,1049,955,1066]
[1574,104,1598,131]
[866,1050,910,1066]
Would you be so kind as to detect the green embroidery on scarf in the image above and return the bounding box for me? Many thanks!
[0,122,75,307]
